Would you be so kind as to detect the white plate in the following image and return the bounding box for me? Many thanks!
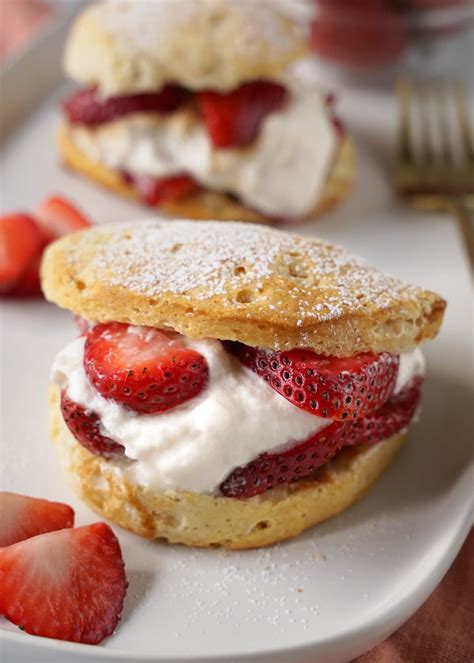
[1,35,473,663]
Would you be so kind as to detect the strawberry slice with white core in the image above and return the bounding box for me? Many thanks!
[84,323,209,414]
[220,421,350,498]
[36,194,91,241]
[0,493,74,547]
[231,343,399,421]
[0,523,127,644]
[345,376,423,446]
[60,391,125,459]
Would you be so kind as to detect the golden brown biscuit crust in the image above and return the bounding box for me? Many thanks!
[41,218,445,357]
[64,1,308,96]
[49,384,407,549]
[57,123,355,224]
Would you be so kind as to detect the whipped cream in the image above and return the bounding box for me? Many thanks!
[394,346,425,393]
[69,83,337,217]
[52,336,330,494]
[52,334,425,495]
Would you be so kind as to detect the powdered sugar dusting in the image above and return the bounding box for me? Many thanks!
[77,219,422,324]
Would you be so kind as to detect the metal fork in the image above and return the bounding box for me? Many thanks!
[395,78,474,270]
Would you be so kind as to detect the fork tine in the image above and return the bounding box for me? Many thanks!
[396,78,415,163]
[417,84,438,166]
[453,82,474,164]
[434,83,455,167]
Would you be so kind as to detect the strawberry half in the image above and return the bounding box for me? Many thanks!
[0,492,74,547]
[0,213,44,293]
[36,194,91,241]
[197,81,287,148]
[231,343,399,421]
[84,323,209,414]
[60,391,125,459]
[64,85,188,126]
[345,376,423,446]
[220,421,350,498]
[0,522,127,644]
[127,172,201,207]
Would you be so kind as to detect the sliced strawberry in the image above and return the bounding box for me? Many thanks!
[345,376,423,446]
[220,377,423,498]
[197,81,287,148]
[220,421,350,498]
[36,195,91,241]
[60,391,125,459]
[0,213,44,293]
[63,85,189,126]
[84,323,209,414]
[231,343,399,421]
[0,492,74,547]
[128,172,201,207]
[0,522,127,644]
[310,1,406,68]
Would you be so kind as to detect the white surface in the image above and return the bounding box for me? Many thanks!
[1,65,473,663]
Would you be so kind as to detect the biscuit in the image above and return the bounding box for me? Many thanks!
[64,0,308,96]
[57,123,355,224]
[49,383,406,549]
[41,220,446,358]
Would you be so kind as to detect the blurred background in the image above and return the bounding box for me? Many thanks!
[1,0,473,84]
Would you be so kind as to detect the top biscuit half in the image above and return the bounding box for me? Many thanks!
[63,0,308,96]
[41,220,446,357]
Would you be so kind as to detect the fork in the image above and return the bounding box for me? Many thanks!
[395,78,474,271]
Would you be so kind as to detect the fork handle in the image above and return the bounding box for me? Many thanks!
[449,199,474,273]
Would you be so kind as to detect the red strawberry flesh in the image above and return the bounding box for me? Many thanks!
[231,343,399,421]
[197,81,287,148]
[64,85,189,126]
[60,391,125,459]
[0,492,74,547]
[0,522,127,644]
[84,323,209,414]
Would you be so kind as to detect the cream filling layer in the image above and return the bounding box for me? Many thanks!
[52,335,424,495]
[68,83,337,218]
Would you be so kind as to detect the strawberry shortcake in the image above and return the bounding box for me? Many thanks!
[42,220,445,549]
[58,0,354,223]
